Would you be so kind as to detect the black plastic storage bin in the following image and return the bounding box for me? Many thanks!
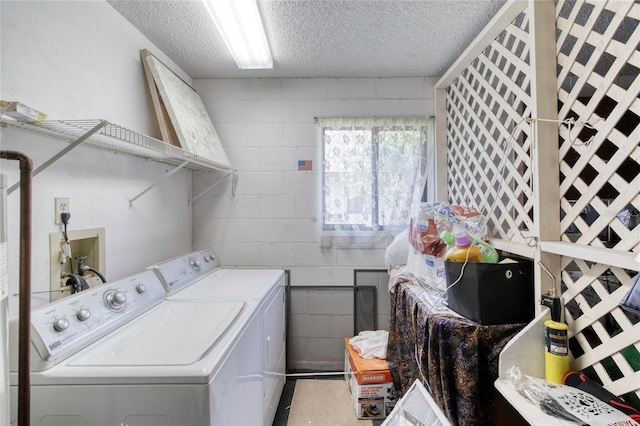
[444,259,534,325]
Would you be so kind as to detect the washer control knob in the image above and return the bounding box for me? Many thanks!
[136,284,147,294]
[105,291,127,310]
[189,257,201,271]
[53,318,70,332]
[76,309,91,321]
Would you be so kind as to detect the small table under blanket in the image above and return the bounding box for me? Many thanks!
[386,270,525,426]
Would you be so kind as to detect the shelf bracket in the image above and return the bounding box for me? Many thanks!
[190,171,236,205]
[129,160,191,208]
[7,120,108,194]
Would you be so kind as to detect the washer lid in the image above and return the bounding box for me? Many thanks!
[68,301,244,366]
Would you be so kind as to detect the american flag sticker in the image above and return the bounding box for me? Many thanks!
[298,160,312,170]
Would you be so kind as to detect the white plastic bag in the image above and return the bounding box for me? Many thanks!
[350,330,389,359]
[384,229,410,268]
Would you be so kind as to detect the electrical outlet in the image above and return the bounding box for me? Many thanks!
[55,198,70,224]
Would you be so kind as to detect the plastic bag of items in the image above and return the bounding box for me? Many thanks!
[405,202,488,291]
[505,366,640,425]
[349,330,389,359]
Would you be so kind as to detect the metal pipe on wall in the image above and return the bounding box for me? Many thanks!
[1,174,10,426]
[0,150,33,426]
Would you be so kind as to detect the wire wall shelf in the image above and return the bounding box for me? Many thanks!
[0,118,235,173]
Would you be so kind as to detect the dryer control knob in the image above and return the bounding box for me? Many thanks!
[76,309,91,321]
[136,284,147,294]
[53,318,70,332]
[105,291,127,310]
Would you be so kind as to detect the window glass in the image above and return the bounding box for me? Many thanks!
[320,117,433,248]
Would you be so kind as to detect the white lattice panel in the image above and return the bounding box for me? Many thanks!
[441,0,640,410]
[446,11,534,244]
[556,0,640,407]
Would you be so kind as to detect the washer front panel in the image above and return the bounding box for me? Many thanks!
[29,270,166,369]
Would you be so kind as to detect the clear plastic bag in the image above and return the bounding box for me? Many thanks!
[505,366,640,425]
[620,274,640,316]
[506,366,582,423]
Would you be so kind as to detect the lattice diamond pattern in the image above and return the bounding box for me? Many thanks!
[556,0,640,406]
[446,11,534,242]
[557,0,640,252]
[443,0,640,405]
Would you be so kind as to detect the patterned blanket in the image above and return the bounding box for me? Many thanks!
[386,273,525,426]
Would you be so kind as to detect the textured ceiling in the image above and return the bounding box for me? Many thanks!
[107,0,507,79]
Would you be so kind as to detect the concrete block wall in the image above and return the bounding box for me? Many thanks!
[289,288,355,371]
[354,270,393,331]
[287,270,390,371]
[192,77,434,369]
[0,1,194,316]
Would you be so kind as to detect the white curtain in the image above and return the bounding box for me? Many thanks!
[319,116,434,249]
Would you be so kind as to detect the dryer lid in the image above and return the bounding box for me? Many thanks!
[68,301,244,366]
[168,269,283,301]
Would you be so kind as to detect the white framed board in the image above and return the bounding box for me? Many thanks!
[142,50,231,168]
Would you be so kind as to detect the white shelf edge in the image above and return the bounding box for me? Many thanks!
[0,117,237,174]
[496,308,577,425]
[540,241,639,272]
[495,380,577,425]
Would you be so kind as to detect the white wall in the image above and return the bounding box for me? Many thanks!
[0,1,193,316]
[192,77,435,368]
[0,0,437,368]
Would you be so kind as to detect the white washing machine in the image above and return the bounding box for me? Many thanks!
[8,248,285,426]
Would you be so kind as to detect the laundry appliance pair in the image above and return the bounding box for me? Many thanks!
[9,248,285,426]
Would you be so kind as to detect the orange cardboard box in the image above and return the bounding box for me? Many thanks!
[344,337,396,419]
[344,338,392,384]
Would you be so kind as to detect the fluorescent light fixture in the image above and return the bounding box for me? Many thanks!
[203,0,273,69]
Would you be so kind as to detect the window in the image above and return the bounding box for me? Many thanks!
[320,116,433,248]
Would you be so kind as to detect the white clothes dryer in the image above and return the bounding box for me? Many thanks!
[151,248,286,426]
[152,248,283,301]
